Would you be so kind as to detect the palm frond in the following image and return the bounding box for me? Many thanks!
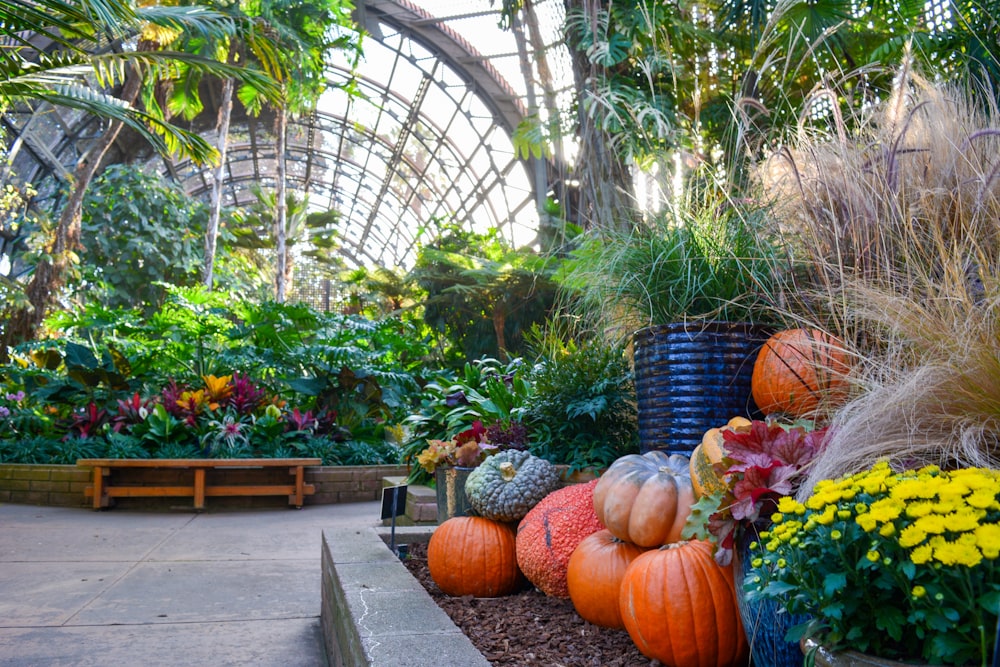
[38,82,218,164]
[136,5,235,41]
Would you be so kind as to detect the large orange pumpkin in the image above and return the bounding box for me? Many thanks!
[592,451,695,547]
[516,479,603,598]
[567,529,649,629]
[619,540,749,667]
[427,516,522,597]
[751,328,850,418]
[690,417,752,499]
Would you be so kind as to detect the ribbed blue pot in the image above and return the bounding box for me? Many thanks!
[735,529,811,667]
[633,321,769,455]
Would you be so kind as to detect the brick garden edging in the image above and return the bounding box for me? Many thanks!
[0,463,410,509]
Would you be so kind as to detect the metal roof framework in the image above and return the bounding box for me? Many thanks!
[3,0,574,271]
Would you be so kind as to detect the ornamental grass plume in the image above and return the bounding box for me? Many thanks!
[749,462,1000,666]
[758,65,1000,488]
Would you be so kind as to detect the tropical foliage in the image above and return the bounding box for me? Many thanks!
[408,224,558,363]
[0,290,428,465]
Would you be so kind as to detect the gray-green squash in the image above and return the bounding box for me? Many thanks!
[464,450,561,522]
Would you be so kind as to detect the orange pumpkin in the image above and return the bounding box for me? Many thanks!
[592,451,695,547]
[567,529,649,629]
[690,417,752,499]
[516,479,603,598]
[751,328,850,418]
[427,516,522,597]
[619,540,749,667]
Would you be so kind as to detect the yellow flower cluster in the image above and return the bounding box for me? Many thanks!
[764,462,1000,569]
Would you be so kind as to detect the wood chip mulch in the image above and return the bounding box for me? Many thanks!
[401,542,659,667]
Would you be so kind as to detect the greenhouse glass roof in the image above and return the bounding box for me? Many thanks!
[3,0,575,271]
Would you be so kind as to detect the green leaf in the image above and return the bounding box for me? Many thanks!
[822,572,847,597]
[681,491,724,540]
[286,376,327,396]
[64,342,99,370]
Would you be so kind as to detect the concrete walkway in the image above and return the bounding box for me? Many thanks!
[0,501,382,667]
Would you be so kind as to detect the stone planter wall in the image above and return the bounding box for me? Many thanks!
[0,463,410,509]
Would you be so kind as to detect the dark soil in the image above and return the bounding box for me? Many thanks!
[401,542,658,667]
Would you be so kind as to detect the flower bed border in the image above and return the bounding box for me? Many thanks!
[0,462,409,509]
[320,522,491,666]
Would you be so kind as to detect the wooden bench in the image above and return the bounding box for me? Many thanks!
[76,458,322,510]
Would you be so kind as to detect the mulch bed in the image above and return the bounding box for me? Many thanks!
[401,542,659,666]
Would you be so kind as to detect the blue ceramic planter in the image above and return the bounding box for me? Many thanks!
[633,322,769,455]
[734,530,810,667]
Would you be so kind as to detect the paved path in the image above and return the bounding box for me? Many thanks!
[0,501,381,666]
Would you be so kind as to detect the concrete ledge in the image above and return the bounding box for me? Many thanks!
[321,524,489,667]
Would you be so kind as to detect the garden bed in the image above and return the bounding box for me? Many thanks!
[401,542,655,666]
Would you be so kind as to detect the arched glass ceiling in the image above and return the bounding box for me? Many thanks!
[163,0,575,269]
[2,0,575,271]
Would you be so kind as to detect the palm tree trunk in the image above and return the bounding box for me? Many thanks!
[203,74,234,289]
[274,104,288,302]
[565,0,636,230]
[1,62,143,352]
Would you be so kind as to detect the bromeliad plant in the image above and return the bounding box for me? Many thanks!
[748,462,1000,666]
[402,357,533,483]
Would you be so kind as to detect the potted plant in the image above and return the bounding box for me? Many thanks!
[748,461,1000,666]
[557,190,786,455]
[684,419,830,667]
[415,420,498,520]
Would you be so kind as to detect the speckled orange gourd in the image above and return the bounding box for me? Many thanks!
[515,479,603,598]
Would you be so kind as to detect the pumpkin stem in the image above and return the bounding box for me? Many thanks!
[499,461,517,482]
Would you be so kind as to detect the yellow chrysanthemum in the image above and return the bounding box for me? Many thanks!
[966,489,1000,510]
[777,496,804,514]
[910,544,934,564]
[905,502,934,519]
[899,524,928,548]
[856,513,878,533]
[931,498,960,515]
[891,478,939,501]
[942,509,983,534]
[974,524,1000,559]
[879,523,896,538]
[869,497,905,523]
[815,505,838,526]
[858,475,888,495]
[911,585,926,598]
[913,514,948,535]
[933,541,983,568]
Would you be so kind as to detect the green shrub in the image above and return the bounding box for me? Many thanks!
[524,326,638,471]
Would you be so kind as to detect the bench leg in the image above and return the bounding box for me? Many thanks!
[290,466,305,508]
[194,468,206,510]
[92,466,109,509]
